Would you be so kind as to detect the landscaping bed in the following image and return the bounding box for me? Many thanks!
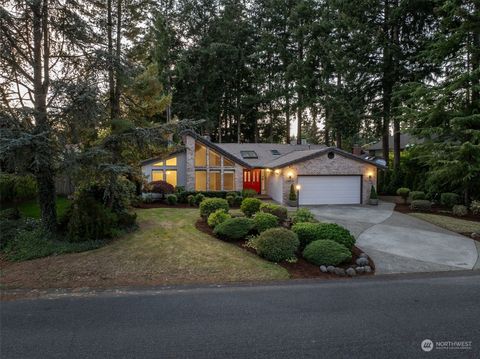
[196,198,375,278]
[394,202,480,222]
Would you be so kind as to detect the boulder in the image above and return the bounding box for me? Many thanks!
[359,253,368,259]
[334,268,346,276]
[356,266,365,273]
[320,265,328,273]
[356,257,369,266]
[346,267,356,276]
[327,266,335,273]
[471,232,480,240]
[364,265,372,273]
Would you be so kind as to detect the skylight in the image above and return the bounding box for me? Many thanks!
[240,150,258,159]
[270,149,281,155]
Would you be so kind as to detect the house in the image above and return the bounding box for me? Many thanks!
[364,133,423,157]
[141,130,387,205]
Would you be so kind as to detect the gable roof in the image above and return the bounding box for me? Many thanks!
[215,142,326,167]
[265,147,388,169]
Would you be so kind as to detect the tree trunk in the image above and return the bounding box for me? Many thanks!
[107,0,115,121]
[471,20,480,108]
[296,106,302,145]
[285,87,291,144]
[325,108,330,146]
[32,0,57,232]
[112,0,122,119]
[392,11,401,170]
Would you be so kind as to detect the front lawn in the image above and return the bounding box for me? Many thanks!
[409,213,480,234]
[0,208,289,289]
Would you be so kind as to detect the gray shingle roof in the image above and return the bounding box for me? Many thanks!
[365,133,423,151]
[215,143,326,167]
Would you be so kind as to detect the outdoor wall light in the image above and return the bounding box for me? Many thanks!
[274,169,280,175]
[287,171,294,180]
[266,168,271,173]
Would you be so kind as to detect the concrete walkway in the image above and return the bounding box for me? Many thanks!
[309,203,479,274]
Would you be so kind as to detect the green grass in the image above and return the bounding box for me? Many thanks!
[409,213,480,234]
[0,208,289,289]
[15,196,72,219]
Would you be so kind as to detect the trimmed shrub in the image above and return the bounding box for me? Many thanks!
[370,185,378,200]
[150,180,174,195]
[292,222,355,249]
[187,194,196,206]
[166,194,178,205]
[213,217,254,240]
[255,228,299,262]
[199,198,229,219]
[303,240,352,266]
[292,208,317,224]
[241,197,262,217]
[289,184,297,201]
[440,193,460,208]
[194,193,205,205]
[409,191,426,201]
[253,212,279,233]
[410,200,431,212]
[259,203,288,221]
[177,191,241,203]
[452,205,468,217]
[470,200,480,215]
[242,189,257,198]
[116,211,137,228]
[396,187,410,203]
[208,209,231,228]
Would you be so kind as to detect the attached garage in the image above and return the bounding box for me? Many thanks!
[298,175,362,205]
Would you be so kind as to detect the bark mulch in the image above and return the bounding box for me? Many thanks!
[195,219,375,279]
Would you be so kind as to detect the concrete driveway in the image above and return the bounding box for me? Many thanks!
[308,203,479,274]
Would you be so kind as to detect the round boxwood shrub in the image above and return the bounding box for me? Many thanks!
[199,198,229,219]
[187,194,196,206]
[396,187,410,203]
[292,208,317,224]
[166,194,178,205]
[207,209,231,228]
[409,191,426,201]
[470,200,480,215]
[240,197,262,217]
[253,212,279,233]
[410,199,431,212]
[226,194,236,207]
[292,222,355,249]
[452,204,468,217]
[213,217,254,240]
[303,240,352,266]
[259,203,288,221]
[194,193,205,205]
[440,193,460,208]
[256,228,299,262]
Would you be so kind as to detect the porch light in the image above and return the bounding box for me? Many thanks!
[295,184,301,209]
[287,171,294,180]
[296,184,301,191]
[274,169,280,175]
[266,168,271,173]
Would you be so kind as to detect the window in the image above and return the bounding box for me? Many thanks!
[209,171,221,191]
[223,157,234,167]
[195,170,207,191]
[166,157,177,166]
[195,143,207,166]
[153,161,164,166]
[210,150,221,166]
[165,170,177,186]
[270,149,280,155]
[223,171,235,191]
[151,170,164,182]
[240,150,258,159]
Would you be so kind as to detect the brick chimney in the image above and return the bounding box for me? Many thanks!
[352,144,362,156]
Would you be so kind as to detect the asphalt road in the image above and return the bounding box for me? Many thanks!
[2,273,480,359]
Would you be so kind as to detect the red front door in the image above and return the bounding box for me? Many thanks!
[243,169,261,194]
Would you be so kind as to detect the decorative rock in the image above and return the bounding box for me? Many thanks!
[364,265,372,273]
[359,253,369,259]
[334,268,346,276]
[472,232,480,240]
[327,266,335,273]
[346,267,356,276]
[356,266,365,273]
[356,257,369,266]
[320,265,328,273]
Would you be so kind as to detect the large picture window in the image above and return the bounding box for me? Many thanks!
[223,171,235,191]
[151,170,164,182]
[195,170,207,191]
[210,150,221,166]
[209,171,221,191]
[195,143,207,166]
[166,170,177,186]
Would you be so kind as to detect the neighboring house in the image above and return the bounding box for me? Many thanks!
[364,133,423,157]
[141,130,387,205]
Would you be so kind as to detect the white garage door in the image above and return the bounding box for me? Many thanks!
[298,176,361,205]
